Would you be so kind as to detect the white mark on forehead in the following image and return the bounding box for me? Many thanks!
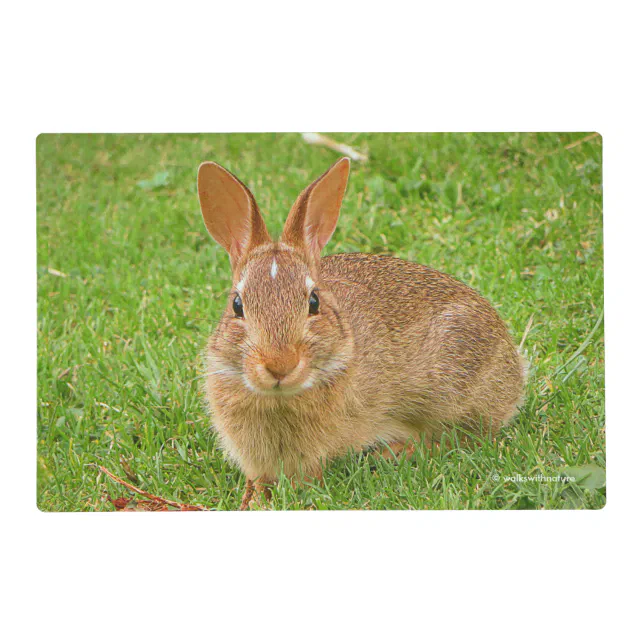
[305,276,315,290]
[270,259,278,279]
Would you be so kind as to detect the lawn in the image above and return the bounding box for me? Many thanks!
[36,132,605,511]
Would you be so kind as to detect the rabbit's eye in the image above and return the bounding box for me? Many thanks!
[308,290,320,315]
[232,294,244,318]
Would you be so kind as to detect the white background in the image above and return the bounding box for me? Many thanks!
[2,1,642,642]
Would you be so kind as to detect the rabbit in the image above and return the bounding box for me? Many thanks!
[197,157,526,508]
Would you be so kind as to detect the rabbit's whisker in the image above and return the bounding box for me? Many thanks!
[204,370,242,378]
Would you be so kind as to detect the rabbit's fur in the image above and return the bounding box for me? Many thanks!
[198,158,525,486]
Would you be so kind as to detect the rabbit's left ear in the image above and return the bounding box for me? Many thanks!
[282,157,350,257]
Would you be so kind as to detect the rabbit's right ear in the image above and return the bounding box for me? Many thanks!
[197,162,271,267]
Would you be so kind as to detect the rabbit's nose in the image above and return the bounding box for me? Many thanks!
[264,351,299,380]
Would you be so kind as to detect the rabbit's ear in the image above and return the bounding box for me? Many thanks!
[198,162,271,266]
[282,157,350,256]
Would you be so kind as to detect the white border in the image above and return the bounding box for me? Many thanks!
[4,2,643,642]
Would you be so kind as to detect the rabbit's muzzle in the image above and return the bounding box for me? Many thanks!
[264,348,299,380]
[250,346,312,395]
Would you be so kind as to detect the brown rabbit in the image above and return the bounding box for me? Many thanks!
[197,157,526,508]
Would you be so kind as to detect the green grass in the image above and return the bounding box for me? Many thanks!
[37,133,605,511]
